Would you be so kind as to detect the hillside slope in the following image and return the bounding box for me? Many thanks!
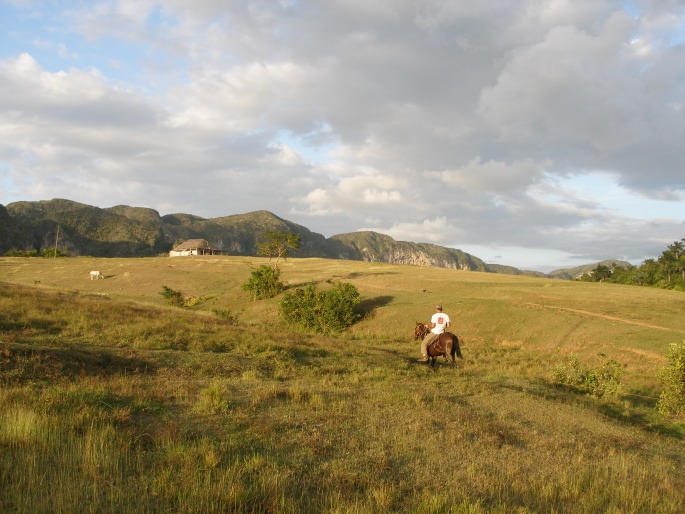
[1,257,683,512]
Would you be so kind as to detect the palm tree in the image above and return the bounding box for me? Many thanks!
[660,239,685,283]
[672,239,685,281]
[636,258,659,286]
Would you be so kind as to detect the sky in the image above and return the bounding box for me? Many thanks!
[1,1,684,272]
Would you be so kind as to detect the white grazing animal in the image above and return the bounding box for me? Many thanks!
[90,270,104,280]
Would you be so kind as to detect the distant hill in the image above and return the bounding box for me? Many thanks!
[329,231,488,271]
[485,263,548,278]
[0,198,624,279]
[4,199,169,257]
[548,260,633,280]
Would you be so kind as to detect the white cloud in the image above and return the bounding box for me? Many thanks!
[292,170,406,219]
[429,158,545,194]
[364,216,463,244]
[1,0,685,270]
[478,13,644,151]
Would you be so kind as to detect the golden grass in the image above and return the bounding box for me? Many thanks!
[1,255,684,512]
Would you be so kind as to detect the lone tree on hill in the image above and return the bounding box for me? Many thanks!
[243,229,301,301]
[257,229,301,267]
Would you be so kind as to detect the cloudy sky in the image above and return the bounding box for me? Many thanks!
[1,1,684,271]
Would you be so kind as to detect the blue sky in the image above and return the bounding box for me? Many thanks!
[1,0,684,272]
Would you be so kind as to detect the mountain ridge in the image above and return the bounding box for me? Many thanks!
[0,198,616,279]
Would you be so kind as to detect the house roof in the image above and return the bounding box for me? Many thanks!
[171,238,213,251]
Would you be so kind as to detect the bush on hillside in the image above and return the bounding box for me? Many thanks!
[4,248,68,258]
[552,354,623,399]
[159,286,210,308]
[211,308,237,324]
[4,249,40,257]
[657,341,685,416]
[242,265,284,301]
[160,286,184,307]
[41,248,68,258]
[279,281,361,334]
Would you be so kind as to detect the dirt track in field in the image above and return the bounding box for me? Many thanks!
[519,302,685,334]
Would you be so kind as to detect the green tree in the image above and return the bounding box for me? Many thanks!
[656,239,685,288]
[257,230,301,267]
[609,264,638,285]
[658,247,677,284]
[592,264,612,282]
[670,240,685,282]
[635,258,659,286]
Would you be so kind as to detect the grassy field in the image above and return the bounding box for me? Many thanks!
[1,255,684,513]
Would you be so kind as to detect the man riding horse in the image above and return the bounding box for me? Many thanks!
[418,304,451,362]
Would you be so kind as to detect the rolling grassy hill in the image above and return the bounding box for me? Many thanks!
[1,255,684,512]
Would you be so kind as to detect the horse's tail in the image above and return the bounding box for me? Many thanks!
[451,333,463,359]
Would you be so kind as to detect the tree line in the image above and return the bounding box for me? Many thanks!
[580,238,685,291]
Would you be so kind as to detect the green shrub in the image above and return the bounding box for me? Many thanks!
[242,265,284,300]
[583,358,623,398]
[657,341,685,416]
[4,249,39,257]
[183,295,209,307]
[159,287,210,308]
[211,308,237,324]
[41,248,68,258]
[552,354,623,399]
[160,286,184,307]
[279,281,360,333]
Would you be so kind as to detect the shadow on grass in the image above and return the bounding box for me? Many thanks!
[0,316,64,334]
[289,347,331,365]
[496,380,685,440]
[619,389,661,409]
[342,271,401,279]
[599,402,684,439]
[357,295,394,317]
[1,343,156,385]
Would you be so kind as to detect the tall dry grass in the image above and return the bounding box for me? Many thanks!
[1,256,684,512]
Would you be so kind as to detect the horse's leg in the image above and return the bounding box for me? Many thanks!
[445,340,454,368]
[442,337,454,367]
[439,336,450,363]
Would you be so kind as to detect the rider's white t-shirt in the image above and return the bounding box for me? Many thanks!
[430,312,450,334]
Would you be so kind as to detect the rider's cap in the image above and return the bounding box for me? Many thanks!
[436,304,442,309]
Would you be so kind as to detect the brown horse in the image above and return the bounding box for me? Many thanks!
[414,322,463,369]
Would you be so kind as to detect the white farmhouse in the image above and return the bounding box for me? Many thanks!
[169,239,223,257]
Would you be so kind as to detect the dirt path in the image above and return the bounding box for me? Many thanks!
[519,302,685,334]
